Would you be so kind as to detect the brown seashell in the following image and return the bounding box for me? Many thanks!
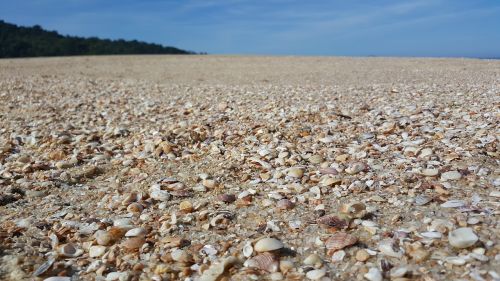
[317,215,349,229]
[340,202,367,219]
[319,167,338,175]
[276,199,295,210]
[122,236,146,251]
[218,194,236,203]
[170,189,193,197]
[244,252,279,272]
[127,202,143,213]
[325,232,358,255]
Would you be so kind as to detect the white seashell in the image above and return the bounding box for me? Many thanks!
[440,200,466,208]
[125,227,146,237]
[449,227,478,248]
[345,162,365,174]
[199,256,238,281]
[445,256,467,265]
[43,277,71,281]
[303,253,322,266]
[306,267,326,280]
[421,168,439,176]
[254,238,284,252]
[287,167,304,178]
[113,218,133,227]
[390,266,408,278]
[149,185,171,201]
[89,245,106,257]
[420,231,442,239]
[331,250,346,262]
[364,267,382,281]
[378,239,404,258]
[243,242,253,257]
[415,195,431,206]
[33,256,56,277]
[441,171,462,181]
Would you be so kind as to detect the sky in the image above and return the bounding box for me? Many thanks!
[1,0,499,57]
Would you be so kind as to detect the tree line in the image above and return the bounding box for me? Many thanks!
[0,20,196,58]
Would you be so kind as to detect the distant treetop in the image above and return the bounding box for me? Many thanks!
[0,20,197,58]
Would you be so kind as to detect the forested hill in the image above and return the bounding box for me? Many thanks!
[0,20,195,58]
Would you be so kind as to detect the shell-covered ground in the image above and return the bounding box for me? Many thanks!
[0,56,499,281]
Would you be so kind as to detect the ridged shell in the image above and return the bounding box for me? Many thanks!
[317,215,348,229]
[244,252,278,272]
[325,232,358,253]
[33,256,55,277]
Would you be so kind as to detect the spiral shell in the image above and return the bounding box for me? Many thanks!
[244,252,278,272]
[325,232,358,254]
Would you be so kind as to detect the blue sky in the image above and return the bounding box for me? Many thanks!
[1,0,499,57]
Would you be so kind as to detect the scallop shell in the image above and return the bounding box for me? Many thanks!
[325,232,358,254]
[317,215,348,229]
[244,252,278,272]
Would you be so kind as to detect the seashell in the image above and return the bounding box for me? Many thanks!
[319,167,338,175]
[448,227,478,248]
[33,256,55,277]
[440,199,465,208]
[379,121,396,134]
[171,249,194,264]
[287,167,304,178]
[308,155,323,164]
[325,232,357,254]
[89,245,106,257]
[244,252,278,272]
[279,260,294,273]
[254,237,284,252]
[179,200,194,213]
[243,241,253,257]
[127,202,143,213]
[319,176,342,187]
[378,239,404,258]
[113,218,133,228]
[202,179,216,189]
[43,277,71,281]
[420,231,442,239]
[441,170,462,181]
[125,227,147,237]
[415,195,431,206]
[306,267,326,280]
[122,236,145,251]
[345,162,365,174]
[421,168,439,177]
[59,243,83,258]
[149,185,170,201]
[364,267,382,281]
[95,227,126,246]
[276,199,295,210]
[303,253,322,266]
[340,202,367,219]
[217,194,236,203]
[331,250,346,262]
[169,189,193,197]
[390,266,408,278]
[317,215,348,229]
[198,256,239,281]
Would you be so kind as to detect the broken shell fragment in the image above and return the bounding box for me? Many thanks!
[448,227,478,248]
[378,239,404,258]
[340,202,367,219]
[317,215,349,229]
